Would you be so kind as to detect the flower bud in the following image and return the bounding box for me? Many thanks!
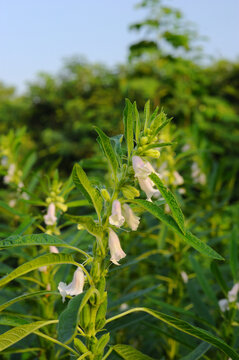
[74,338,88,355]
[140,136,148,145]
[144,149,160,158]
[122,185,140,199]
[96,333,110,355]
[77,224,84,230]
[101,188,111,202]
[79,303,91,332]
[56,202,68,212]
[95,294,107,330]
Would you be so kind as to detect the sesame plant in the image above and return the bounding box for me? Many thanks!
[0,100,239,360]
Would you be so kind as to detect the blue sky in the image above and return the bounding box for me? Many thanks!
[0,0,238,93]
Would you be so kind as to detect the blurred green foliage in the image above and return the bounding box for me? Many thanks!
[0,0,239,358]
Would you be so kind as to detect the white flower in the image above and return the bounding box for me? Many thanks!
[1,156,8,167]
[109,200,125,228]
[49,246,59,254]
[138,177,160,202]
[44,203,57,226]
[173,171,184,186]
[132,156,160,201]
[180,271,188,284]
[228,283,239,303]
[108,228,126,266]
[219,299,229,312]
[58,267,85,302]
[9,199,16,208]
[218,283,239,312]
[182,144,190,152]
[122,204,140,231]
[3,163,16,184]
[132,156,154,179]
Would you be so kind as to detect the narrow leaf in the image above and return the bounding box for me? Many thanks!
[180,342,211,360]
[150,173,185,233]
[72,163,103,220]
[0,320,57,351]
[0,291,59,312]
[123,99,134,158]
[144,100,150,132]
[65,215,103,237]
[133,101,140,143]
[113,344,154,360]
[132,199,223,260]
[107,308,239,360]
[0,253,79,287]
[94,126,118,178]
[0,233,86,255]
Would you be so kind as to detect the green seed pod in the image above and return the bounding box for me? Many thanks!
[74,337,88,354]
[95,294,107,330]
[96,333,110,355]
[144,149,160,158]
[80,303,91,331]
[100,189,111,202]
[140,136,148,145]
[97,277,106,297]
[122,185,140,199]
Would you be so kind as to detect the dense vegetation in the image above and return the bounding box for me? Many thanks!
[0,0,238,358]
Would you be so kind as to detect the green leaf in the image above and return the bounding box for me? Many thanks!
[150,173,185,233]
[123,99,134,158]
[58,287,95,343]
[141,142,174,151]
[72,163,103,220]
[0,233,86,255]
[0,253,79,287]
[0,291,59,312]
[94,126,119,178]
[113,344,154,360]
[65,215,103,237]
[107,308,239,360]
[143,100,150,133]
[132,199,223,260]
[58,293,85,343]
[0,320,57,351]
[180,342,211,360]
[133,101,140,143]
[230,226,238,281]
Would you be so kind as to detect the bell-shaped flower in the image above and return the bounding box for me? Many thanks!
[173,171,184,186]
[228,283,239,303]
[123,204,140,231]
[219,298,229,312]
[58,267,85,302]
[109,200,125,228]
[133,156,154,179]
[108,228,126,266]
[132,156,160,201]
[218,282,239,312]
[138,177,160,202]
[44,203,57,226]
